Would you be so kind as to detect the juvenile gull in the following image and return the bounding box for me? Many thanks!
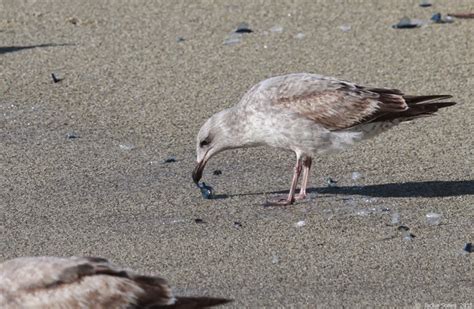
[193,73,455,205]
[0,256,231,308]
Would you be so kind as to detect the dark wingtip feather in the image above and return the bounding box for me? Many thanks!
[403,95,453,105]
[152,297,233,308]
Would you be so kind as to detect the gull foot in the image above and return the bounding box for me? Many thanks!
[264,197,295,207]
[294,193,307,201]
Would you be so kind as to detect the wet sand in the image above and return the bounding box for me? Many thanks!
[1,0,473,307]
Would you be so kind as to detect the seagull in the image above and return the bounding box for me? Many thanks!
[192,73,455,205]
[0,256,231,308]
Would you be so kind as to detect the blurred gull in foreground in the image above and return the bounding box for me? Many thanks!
[193,73,455,205]
[0,256,231,308]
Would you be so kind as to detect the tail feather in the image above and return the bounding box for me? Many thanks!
[373,99,456,123]
[149,296,233,308]
[369,95,456,122]
[403,94,453,105]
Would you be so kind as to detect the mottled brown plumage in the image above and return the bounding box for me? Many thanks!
[193,73,456,205]
[0,256,231,309]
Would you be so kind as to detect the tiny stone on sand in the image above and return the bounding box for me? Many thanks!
[426,212,441,225]
[295,220,306,227]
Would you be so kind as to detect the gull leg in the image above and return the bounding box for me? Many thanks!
[266,157,302,206]
[295,157,312,200]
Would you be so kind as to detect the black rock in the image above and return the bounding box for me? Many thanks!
[194,218,205,224]
[213,170,222,176]
[233,221,242,228]
[464,243,473,253]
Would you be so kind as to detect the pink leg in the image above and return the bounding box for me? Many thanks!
[266,157,302,206]
[295,157,312,200]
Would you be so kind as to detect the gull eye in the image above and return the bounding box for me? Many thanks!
[200,139,210,147]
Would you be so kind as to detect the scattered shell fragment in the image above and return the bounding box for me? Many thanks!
[431,13,454,24]
[198,182,214,199]
[223,33,242,45]
[339,24,351,32]
[65,132,79,139]
[119,143,135,151]
[463,243,473,253]
[351,171,362,181]
[163,157,176,163]
[270,25,283,33]
[426,212,441,225]
[327,178,338,187]
[66,17,79,25]
[392,17,424,29]
[295,220,306,227]
[235,22,253,33]
[391,212,400,225]
[295,32,305,39]
[419,0,432,7]
[397,225,415,241]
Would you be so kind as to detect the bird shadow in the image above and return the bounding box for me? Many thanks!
[229,180,474,198]
[0,43,74,55]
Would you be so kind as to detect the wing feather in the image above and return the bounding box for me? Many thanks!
[266,75,408,130]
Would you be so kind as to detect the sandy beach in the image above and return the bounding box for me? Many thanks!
[1,0,473,307]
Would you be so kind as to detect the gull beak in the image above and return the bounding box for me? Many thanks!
[192,159,207,184]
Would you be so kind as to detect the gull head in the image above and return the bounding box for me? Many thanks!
[193,108,244,184]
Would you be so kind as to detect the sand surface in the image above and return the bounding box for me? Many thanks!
[1,0,473,307]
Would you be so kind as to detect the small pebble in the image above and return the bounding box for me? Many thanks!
[235,22,253,33]
[391,212,400,225]
[270,25,283,33]
[403,233,415,241]
[463,243,473,253]
[351,171,362,181]
[356,209,369,216]
[194,218,205,224]
[198,182,214,199]
[51,73,62,83]
[118,143,135,151]
[176,37,185,43]
[271,255,279,264]
[397,225,410,232]
[327,177,338,187]
[213,170,222,175]
[295,32,305,39]
[397,225,415,240]
[419,0,432,7]
[295,220,306,227]
[223,33,242,45]
[65,132,79,139]
[431,13,454,24]
[66,17,79,25]
[163,157,176,163]
[392,17,423,29]
[339,24,351,32]
[233,221,242,228]
[426,212,441,225]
